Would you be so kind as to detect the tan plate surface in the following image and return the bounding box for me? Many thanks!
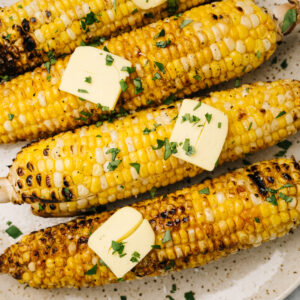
[0,0,300,299]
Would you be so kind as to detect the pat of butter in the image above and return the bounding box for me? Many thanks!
[170,100,228,171]
[59,46,131,110]
[88,207,155,278]
[132,0,166,10]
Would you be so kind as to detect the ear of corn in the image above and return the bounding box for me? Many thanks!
[0,0,279,144]
[1,158,299,288]
[6,79,300,217]
[0,0,209,76]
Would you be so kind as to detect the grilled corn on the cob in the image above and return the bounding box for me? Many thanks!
[3,79,300,217]
[1,158,299,288]
[0,0,210,76]
[0,0,281,144]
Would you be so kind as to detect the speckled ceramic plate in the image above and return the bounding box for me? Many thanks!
[0,0,300,299]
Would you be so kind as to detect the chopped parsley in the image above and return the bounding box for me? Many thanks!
[8,113,14,121]
[3,34,11,41]
[277,139,292,150]
[85,264,97,275]
[156,39,171,48]
[5,224,22,239]
[193,74,202,81]
[120,79,128,92]
[154,29,165,39]
[130,162,140,174]
[80,11,99,32]
[254,217,260,223]
[131,8,138,14]
[9,16,13,21]
[162,229,172,243]
[205,113,212,123]
[235,78,240,88]
[256,50,261,59]
[271,56,278,64]
[276,111,286,118]
[218,122,222,128]
[281,9,297,33]
[150,187,157,198]
[248,122,252,131]
[106,148,120,161]
[47,75,51,81]
[154,61,165,74]
[266,183,294,206]
[163,94,176,105]
[181,113,201,125]
[85,76,92,83]
[170,284,177,293]
[151,244,161,249]
[133,78,144,94]
[130,251,140,263]
[164,138,178,160]
[152,72,161,81]
[180,19,193,29]
[106,54,114,66]
[152,139,165,150]
[107,160,122,171]
[143,124,160,134]
[184,291,195,300]
[38,203,44,211]
[17,4,23,8]
[182,138,195,156]
[121,66,136,74]
[193,102,202,111]
[199,187,210,195]
[280,59,288,69]
[118,277,124,281]
[165,260,175,271]
[275,139,292,157]
[278,192,293,202]
[242,159,251,166]
[113,0,117,11]
[267,194,278,206]
[167,0,179,14]
[78,89,88,93]
[112,241,126,257]
[103,46,109,52]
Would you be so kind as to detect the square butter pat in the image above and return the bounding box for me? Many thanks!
[59,46,132,110]
[170,100,228,171]
[88,207,155,278]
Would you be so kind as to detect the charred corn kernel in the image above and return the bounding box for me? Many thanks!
[1,158,299,288]
[4,80,300,216]
[0,0,280,143]
[0,0,210,76]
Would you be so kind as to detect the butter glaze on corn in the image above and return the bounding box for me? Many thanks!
[7,80,300,217]
[0,0,279,144]
[1,158,299,288]
[0,0,209,76]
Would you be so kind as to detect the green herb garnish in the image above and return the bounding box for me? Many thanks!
[5,224,22,239]
[112,240,126,257]
[130,251,140,263]
[154,29,165,39]
[180,19,193,29]
[199,187,210,195]
[130,162,140,174]
[85,264,98,275]
[156,40,171,48]
[162,229,172,243]
[106,54,114,66]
